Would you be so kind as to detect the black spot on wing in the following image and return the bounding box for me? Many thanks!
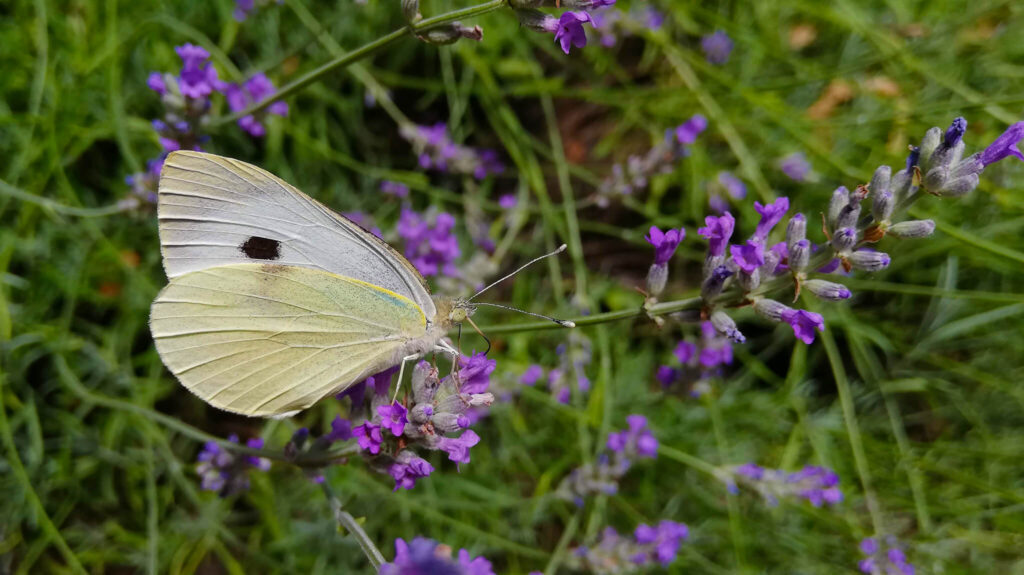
[240,236,281,260]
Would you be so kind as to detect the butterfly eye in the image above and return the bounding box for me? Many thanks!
[449,307,469,323]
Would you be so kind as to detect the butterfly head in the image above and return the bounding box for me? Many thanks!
[449,299,477,324]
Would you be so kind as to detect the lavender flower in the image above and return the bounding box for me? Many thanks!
[728,463,842,507]
[397,207,461,277]
[730,241,765,274]
[781,308,825,344]
[223,73,289,137]
[566,521,688,574]
[378,402,409,437]
[520,364,544,386]
[753,197,790,241]
[498,193,517,209]
[979,121,1024,166]
[597,116,707,206]
[380,180,410,198]
[858,537,916,575]
[195,435,270,494]
[175,44,221,99]
[701,30,734,65]
[399,122,504,179]
[779,152,812,181]
[379,537,495,575]
[388,451,434,491]
[644,226,684,295]
[544,333,593,403]
[698,212,736,257]
[558,414,657,502]
[353,421,383,454]
[606,415,658,459]
[548,11,594,54]
[122,158,164,211]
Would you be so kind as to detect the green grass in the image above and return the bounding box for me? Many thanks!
[2,0,1024,573]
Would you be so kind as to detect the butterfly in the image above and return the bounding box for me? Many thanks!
[150,151,571,418]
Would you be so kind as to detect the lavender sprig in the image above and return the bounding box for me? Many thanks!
[565,520,689,574]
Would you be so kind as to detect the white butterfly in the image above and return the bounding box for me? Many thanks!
[150,151,468,417]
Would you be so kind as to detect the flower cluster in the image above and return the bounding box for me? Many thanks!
[588,4,664,48]
[233,0,281,21]
[379,537,495,575]
[222,73,289,137]
[708,170,747,213]
[399,122,504,179]
[519,331,592,404]
[335,355,495,491]
[701,30,734,65]
[858,537,916,575]
[565,521,689,574]
[396,207,461,277]
[656,320,735,397]
[597,115,708,207]
[512,0,617,55]
[380,180,410,199]
[195,435,270,495]
[557,415,658,504]
[121,158,164,212]
[726,463,842,507]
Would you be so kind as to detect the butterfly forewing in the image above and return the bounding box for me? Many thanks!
[150,263,428,417]
[157,151,437,320]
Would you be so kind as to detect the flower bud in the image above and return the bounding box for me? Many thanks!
[891,168,915,205]
[410,403,434,424]
[436,394,469,415]
[737,267,760,291]
[923,165,948,191]
[418,23,483,45]
[934,173,979,197]
[803,279,852,301]
[710,310,746,343]
[646,263,668,296]
[831,227,858,253]
[753,299,792,322]
[786,213,806,250]
[888,219,935,238]
[433,412,470,433]
[789,239,810,271]
[761,249,781,276]
[412,361,439,403]
[848,250,890,272]
[918,126,942,168]
[872,190,894,223]
[701,265,732,300]
[514,8,555,33]
[703,253,725,278]
[402,0,421,22]
[836,200,861,230]
[827,186,849,231]
[870,165,891,197]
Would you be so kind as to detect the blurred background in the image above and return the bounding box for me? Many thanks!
[2,0,1024,573]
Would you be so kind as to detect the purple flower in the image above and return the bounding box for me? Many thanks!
[717,171,746,199]
[377,402,409,437]
[380,538,470,575]
[656,365,678,387]
[388,451,434,491]
[438,430,480,464]
[195,434,269,494]
[457,353,496,394]
[674,341,697,364]
[326,416,353,442]
[730,241,765,274]
[943,116,967,147]
[175,44,220,99]
[979,122,1024,167]
[233,0,254,20]
[779,152,812,181]
[781,309,825,344]
[397,208,461,277]
[380,180,410,198]
[698,212,735,257]
[675,114,708,145]
[857,537,915,575]
[498,194,517,209]
[753,197,790,241]
[224,73,288,137]
[701,30,734,65]
[353,421,383,454]
[549,12,593,54]
[606,415,658,459]
[147,72,166,95]
[645,226,685,265]
[520,364,544,386]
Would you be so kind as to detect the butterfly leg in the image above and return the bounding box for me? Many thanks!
[391,353,422,405]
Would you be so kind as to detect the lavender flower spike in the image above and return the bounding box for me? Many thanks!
[646,226,685,266]
[701,30,734,65]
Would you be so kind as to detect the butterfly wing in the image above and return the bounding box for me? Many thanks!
[150,263,430,417]
[157,150,437,320]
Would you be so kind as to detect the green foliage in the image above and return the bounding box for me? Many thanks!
[2,0,1024,573]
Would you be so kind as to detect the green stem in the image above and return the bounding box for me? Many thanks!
[212,0,508,127]
[322,483,387,569]
[476,296,703,334]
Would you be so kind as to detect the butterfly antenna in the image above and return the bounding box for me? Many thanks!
[468,244,568,301]
[464,316,492,356]
[472,302,576,328]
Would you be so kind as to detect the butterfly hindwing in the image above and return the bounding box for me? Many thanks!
[150,263,428,417]
[157,150,437,320]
